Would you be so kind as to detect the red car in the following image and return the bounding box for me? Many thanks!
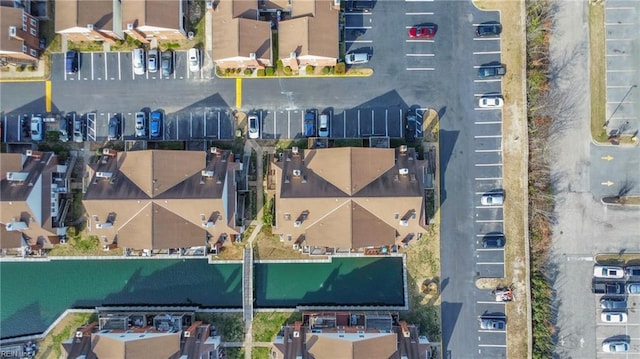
[408,26,436,39]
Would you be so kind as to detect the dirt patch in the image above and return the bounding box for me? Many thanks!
[253,228,325,260]
[37,312,94,358]
[473,1,530,358]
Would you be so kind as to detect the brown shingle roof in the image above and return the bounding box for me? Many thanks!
[278,0,338,58]
[122,0,182,30]
[274,148,427,248]
[91,331,181,358]
[55,0,115,32]
[0,7,24,53]
[306,332,397,359]
[83,150,240,250]
[212,0,271,62]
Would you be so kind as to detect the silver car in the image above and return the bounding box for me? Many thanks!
[148,49,158,73]
[479,317,505,330]
[135,112,146,137]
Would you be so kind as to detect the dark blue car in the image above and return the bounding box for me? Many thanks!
[65,50,79,74]
[150,111,162,138]
[304,111,316,137]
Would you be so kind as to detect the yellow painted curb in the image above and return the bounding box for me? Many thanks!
[45,80,52,112]
[235,78,242,109]
[216,68,374,79]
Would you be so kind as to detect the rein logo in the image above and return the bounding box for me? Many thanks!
[0,347,22,358]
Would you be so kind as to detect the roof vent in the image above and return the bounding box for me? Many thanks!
[75,331,83,338]
[292,146,299,155]
[87,24,94,30]
[9,26,17,37]
[201,170,214,177]
[210,147,220,155]
[399,168,409,176]
[184,330,191,337]
[293,331,300,338]
[399,145,408,154]
[290,51,297,59]
[293,169,301,177]
[294,220,301,228]
[249,52,256,59]
[203,221,215,228]
[399,219,409,227]
[127,23,134,30]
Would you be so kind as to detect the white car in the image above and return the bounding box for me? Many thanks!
[248,115,259,139]
[478,96,504,108]
[481,193,504,206]
[345,52,369,65]
[593,265,625,279]
[188,48,200,72]
[318,114,329,137]
[148,49,158,73]
[603,341,629,353]
[30,116,43,141]
[601,312,627,323]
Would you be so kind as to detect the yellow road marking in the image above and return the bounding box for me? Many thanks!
[235,78,242,109]
[45,80,51,112]
[601,155,614,161]
[601,181,614,187]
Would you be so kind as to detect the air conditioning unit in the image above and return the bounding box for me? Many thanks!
[201,170,214,177]
[210,147,219,154]
[9,26,17,37]
[292,169,301,177]
[127,23,134,30]
[294,221,301,228]
[60,239,67,244]
[333,0,340,6]
[399,220,409,227]
[184,330,191,337]
[399,145,408,154]
[249,53,256,59]
[75,331,83,338]
[292,146,299,155]
[399,168,409,176]
[290,51,297,59]
[26,149,33,156]
[203,221,215,228]
[293,331,300,338]
[87,24,94,30]
[293,244,299,250]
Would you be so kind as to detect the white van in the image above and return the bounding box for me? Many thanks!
[31,116,43,141]
[132,48,145,75]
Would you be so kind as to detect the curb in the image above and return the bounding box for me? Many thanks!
[215,69,374,80]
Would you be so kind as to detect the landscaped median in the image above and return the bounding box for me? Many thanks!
[215,60,373,79]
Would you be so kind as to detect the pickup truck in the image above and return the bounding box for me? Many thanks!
[478,64,506,78]
[592,280,625,295]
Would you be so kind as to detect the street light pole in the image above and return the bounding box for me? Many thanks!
[604,84,637,128]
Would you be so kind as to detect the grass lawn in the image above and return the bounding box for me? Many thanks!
[589,2,608,143]
[596,253,640,266]
[196,313,245,342]
[252,312,300,342]
[472,1,529,358]
[252,347,270,359]
[37,312,95,358]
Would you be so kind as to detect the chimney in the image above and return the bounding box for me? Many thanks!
[292,147,299,155]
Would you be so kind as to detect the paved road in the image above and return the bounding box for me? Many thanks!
[1,1,505,357]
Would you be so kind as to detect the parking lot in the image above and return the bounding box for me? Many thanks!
[604,0,640,133]
[403,1,437,71]
[595,293,640,357]
[50,50,209,82]
[476,290,509,358]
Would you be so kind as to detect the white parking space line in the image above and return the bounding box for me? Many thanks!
[405,0,434,2]
[477,301,506,304]
[385,109,389,137]
[473,51,502,55]
[104,53,108,80]
[475,205,503,209]
[605,38,633,41]
[343,112,347,137]
[345,26,372,29]
[475,163,503,167]
[287,111,291,139]
[478,329,506,334]
[343,12,372,16]
[91,53,94,80]
[406,54,435,57]
[474,79,502,83]
[475,149,502,153]
[474,135,502,138]
[607,69,638,73]
[476,248,504,251]
[476,219,504,223]
[118,52,121,80]
[608,85,636,88]
[475,121,502,125]
[406,39,435,43]
[605,22,636,26]
[478,344,507,348]
[406,68,435,71]
[606,6,637,10]
[477,262,505,265]
[357,109,361,136]
[476,233,504,236]
[406,12,434,15]
[475,177,503,181]
[346,40,373,43]
[474,107,502,111]
[607,101,637,104]
[473,38,501,41]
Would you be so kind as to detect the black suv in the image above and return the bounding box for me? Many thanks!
[476,23,501,37]
[404,110,417,143]
[482,236,505,248]
[108,115,121,140]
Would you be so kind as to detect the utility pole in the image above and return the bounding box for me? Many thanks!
[604,84,637,128]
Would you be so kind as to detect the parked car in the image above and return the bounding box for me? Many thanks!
[108,115,121,140]
[304,111,316,137]
[132,48,145,75]
[345,52,369,65]
[482,236,505,248]
[73,116,84,143]
[135,112,146,137]
[21,116,30,138]
[478,63,506,78]
[404,109,417,142]
[248,115,260,139]
[601,312,627,323]
[346,0,374,12]
[479,95,504,108]
[188,48,200,72]
[592,280,625,295]
[30,116,43,141]
[161,50,173,76]
[602,340,630,353]
[65,50,79,74]
[318,114,329,137]
[408,25,436,39]
[479,317,505,330]
[148,49,158,73]
[627,283,640,294]
[476,23,502,37]
[594,265,625,279]
[481,192,504,206]
[626,266,640,277]
[150,111,162,138]
[600,297,627,309]
[59,116,70,142]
